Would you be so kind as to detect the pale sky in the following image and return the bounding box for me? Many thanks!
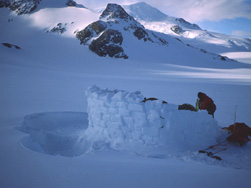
[80,0,251,38]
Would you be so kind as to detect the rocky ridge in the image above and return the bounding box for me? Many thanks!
[76,3,168,59]
[0,0,41,14]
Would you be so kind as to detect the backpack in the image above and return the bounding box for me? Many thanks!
[223,123,251,145]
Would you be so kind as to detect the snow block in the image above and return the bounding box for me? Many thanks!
[85,86,222,150]
[19,86,222,157]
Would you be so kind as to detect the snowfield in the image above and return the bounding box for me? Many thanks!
[1,1,251,188]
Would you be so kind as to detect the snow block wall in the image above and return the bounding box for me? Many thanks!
[85,86,221,149]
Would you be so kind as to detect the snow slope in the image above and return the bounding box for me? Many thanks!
[1,1,251,188]
[124,2,251,55]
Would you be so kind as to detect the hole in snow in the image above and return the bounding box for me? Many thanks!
[19,112,89,157]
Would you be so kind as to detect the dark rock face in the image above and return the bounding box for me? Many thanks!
[76,21,107,45]
[66,0,76,7]
[1,0,41,15]
[175,18,201,30]
[89,29,128,59]
[134,27,151,41]
[76,3,168,59]
[0,0,11,8]
[171,25,183,34]
[48,23,67,34]
[2,42,21,49]
[76,5,130,59]
[100,3,135,22]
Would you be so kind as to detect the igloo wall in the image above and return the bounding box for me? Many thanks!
[85,86,221,149]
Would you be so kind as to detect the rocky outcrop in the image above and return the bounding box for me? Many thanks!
[100,3,135,22]
[133,27,152,41]
[171,25,183,34]
[2,42,21,49]
[0,0,11,8]
[175,18,201,30]
[76,3,168,59]
[76,21,107,45]
[66,0,76,7]
[76,20,128,59]
[0,0,42,14]
[48,23,67,34]
[89,29,128,59]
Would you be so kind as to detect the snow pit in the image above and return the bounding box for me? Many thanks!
[20,112,89,156]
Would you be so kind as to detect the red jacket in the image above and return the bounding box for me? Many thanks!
[199,94,216,113]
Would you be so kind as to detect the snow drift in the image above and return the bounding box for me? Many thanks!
[20,86,222,157]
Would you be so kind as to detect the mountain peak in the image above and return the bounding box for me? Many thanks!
[100,3,135,21]
[76,3,168,59]
[124,2,168,22]
[124,2,201,30]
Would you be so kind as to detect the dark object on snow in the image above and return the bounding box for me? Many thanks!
[48,23,66,34]
[199,140,228,161]
[141,97,167,104]
[2,43,21,49]
[197,92,216,117]
[223,122,251,145]
[178,103,196,111]
[66,0,76,7]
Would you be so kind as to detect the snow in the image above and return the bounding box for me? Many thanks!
[85,86,220,150]
[220,52,251,64]
[1,1,251,188]
[20,112,88,156]
[124,2,251,55]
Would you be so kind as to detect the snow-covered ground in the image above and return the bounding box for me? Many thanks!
[1,2,251,188]
[124,2,251,55]
[220,52,251,64]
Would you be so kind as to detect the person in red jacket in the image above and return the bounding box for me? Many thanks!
[197,92,216,117]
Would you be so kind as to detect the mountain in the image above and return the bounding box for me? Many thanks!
[0,0,248,68]
[0,0,42,14]
[124,2,200,30]
[124,2,251,54]
[0,0,85,14]
[1,1,251,188]
[73,3,242,64]
[75,3,168,59]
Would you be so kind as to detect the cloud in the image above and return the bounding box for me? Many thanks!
[144,0,251,22]
[232,30,251,38]
[80,0,138,9]
[81,0,251,23]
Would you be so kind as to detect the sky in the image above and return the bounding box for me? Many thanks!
[81,0,251,38]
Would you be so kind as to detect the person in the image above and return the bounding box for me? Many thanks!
[196,92,216,117]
